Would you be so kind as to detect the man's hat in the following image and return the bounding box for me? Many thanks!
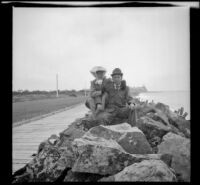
[90,66,107,77]
[111,68,123,76]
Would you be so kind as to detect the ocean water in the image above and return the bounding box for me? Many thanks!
[137,91,190,120]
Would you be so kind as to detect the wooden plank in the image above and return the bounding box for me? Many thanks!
[13,158,32,162]
[13,137,47,140]
[13,154,33,157]
[13,143,40,145]
[13,149,37,152]
[13,142,43,145]
[12,136,51,139]
[13,140,45,143]
[13,147,38,150]
[13,135,49,138]
[14,159,32,163]
[13,164,25,169]
[13,152,34,155]
[13,158,32,161]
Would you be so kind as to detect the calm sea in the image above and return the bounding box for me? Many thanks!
[137,91,190,120]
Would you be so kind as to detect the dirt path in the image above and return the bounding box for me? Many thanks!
[12,103,88,173]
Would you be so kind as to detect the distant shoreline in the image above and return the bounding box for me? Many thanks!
[137,90,190,120]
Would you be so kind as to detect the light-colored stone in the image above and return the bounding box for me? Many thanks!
[71,136,154,175]
[137,116,171,152]
[100,159,177,182]
[83,123,152,154]
[158,132,190,182]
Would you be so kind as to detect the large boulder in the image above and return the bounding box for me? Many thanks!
[71,135,155,175]
[64,170,105,182]
[157,132,190,182]
[155,102,190,137]
[19,141,75,182]
[58,120,86,148]
[84,123,153,154]
[13,143,74,182]
[137,116,171,152]
[172,118,190,138]
[100,159,177,182]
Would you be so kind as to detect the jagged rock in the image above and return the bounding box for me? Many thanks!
[137,116,171,152]
[158,132,190,182]
[169,124,186,138]
[12,172,32,183]
[99,159,177,182]
[155,103,179,122]
[172,119,190,138]
[147,110,170,127]
[83,123,153,154]
[22,145,75,181]
[155,102,190,138]
[64,170,105,182]
[71,135,155,175]
[78,116,109,131]
[58,121,86,148]
[160,153,173,167]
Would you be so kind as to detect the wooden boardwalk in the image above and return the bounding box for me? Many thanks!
[12,103,87,173]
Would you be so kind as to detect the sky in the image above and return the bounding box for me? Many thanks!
[13,6,190,91]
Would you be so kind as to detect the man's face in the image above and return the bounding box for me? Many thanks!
[112,75,122,84]
[96,71,104,79]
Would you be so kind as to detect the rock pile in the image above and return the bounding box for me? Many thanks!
[12,101,190,182]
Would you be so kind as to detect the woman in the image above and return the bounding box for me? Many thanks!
[85,66,108,117]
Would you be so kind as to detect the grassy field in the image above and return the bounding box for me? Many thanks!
[12,95,87,124]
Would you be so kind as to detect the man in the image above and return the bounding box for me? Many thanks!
[85,66,108,117]
[96,68,138,126]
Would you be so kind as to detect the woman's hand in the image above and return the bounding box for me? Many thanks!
[93,91,102,97]
[129,103,136,110]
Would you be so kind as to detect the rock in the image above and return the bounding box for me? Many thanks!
[155,103,179,121]
[173,119,190,138]
[158,132,190,182]
[71,135,154,175]
[64,170,105,182]
[169,124,186,138]
[47,134,60,145]
[24,144,75,181]
[155,102,170,114]
[137,116,171,152]
[99,159,177,181]
[12,172,32,183]
[58,121,86,148]
[155,102,190,138]
[137,116,171,137]
[79,117,106,131]
[149,110,170,126]
[84,123,152,154]
[160,153,173,167]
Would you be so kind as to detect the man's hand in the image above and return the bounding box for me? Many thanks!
[97,104,104,111]
[95,104,104,115]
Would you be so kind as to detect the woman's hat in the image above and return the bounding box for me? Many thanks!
[111,68,123,76]
[90,66,107,77]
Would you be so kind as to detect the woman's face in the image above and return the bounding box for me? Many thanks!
[112,75,122,84]
[96,71,104,79]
